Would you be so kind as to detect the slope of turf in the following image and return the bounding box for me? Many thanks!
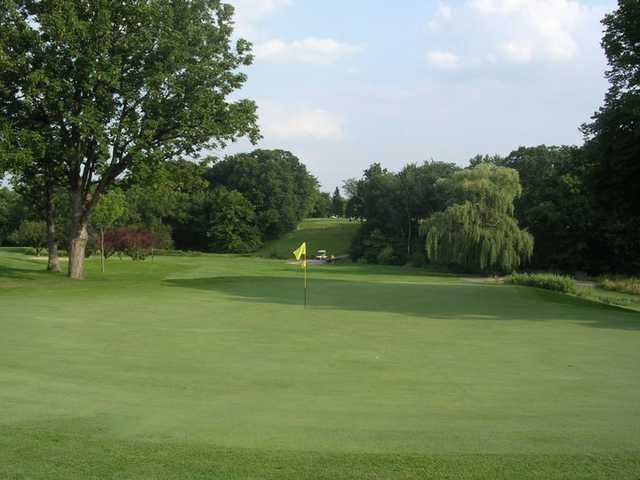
[1,248,639,479]
[255,217,359,259]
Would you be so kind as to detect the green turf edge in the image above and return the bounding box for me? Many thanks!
[2,423,639,480]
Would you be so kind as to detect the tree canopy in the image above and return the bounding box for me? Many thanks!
[0,0,259,278]
[206,149,318,240]
[421,165,533,273]
[581,0,640,272]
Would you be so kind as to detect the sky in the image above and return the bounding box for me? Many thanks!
[220,0,616,190]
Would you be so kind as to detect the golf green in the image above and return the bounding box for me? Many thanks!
[1,249,639,479]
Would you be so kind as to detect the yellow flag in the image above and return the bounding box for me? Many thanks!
[293,242,307,261]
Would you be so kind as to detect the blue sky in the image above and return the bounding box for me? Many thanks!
[221,0,616,190]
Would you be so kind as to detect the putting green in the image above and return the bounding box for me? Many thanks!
[1,249,639,479]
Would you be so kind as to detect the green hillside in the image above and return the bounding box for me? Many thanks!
[256,218,359,259]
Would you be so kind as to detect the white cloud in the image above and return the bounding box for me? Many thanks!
[254,37,365,65]
[468,0,605,63]
[426,50,461,70]
[229,0,292,38]
[425,3,453,32]
[259,102,345,140]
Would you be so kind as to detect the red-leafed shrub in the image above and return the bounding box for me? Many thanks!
[103,227,155,260]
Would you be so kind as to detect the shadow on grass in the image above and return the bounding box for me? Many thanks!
[164,276,640,331]
[0,262,50,280]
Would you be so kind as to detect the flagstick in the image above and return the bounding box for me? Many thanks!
[304,252,308,308]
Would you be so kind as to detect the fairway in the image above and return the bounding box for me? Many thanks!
[255,218,359,259]
[1,249,640,479]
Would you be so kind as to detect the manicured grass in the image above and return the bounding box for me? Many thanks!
[1,248,639,479]
[255,217,359,259]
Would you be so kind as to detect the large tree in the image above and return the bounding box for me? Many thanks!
[308,191,332,218]
[206,187,261,253]
[0,0,259,278]
[348,161,458,264]
[474,146,593,272]
[207,149,318,240]
[421,164,533,273]
[331,187,344,217]
[582,0,640,272]
[11,157,66,272]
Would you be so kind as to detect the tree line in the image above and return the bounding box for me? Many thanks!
[345,1,639,274]
[1,149,320,258]
[1,0,638,277]
[0,0,259,278]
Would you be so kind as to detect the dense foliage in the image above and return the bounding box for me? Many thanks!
[331,187,345,217]
[9,220,47,256]
[308,191,332,218]
[0,0,259,278]
[0,187,24,245]
[0,149,323,256]
[206,149,318,240]
[205,187,261,253]
[421,165,533,273]
[471,146,593,271]
[348,162,459,265]
[580,0,640,273]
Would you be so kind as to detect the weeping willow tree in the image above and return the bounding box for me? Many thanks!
[420,164,533,273]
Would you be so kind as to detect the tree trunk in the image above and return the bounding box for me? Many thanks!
[100,227,105,273]
[68,190,89,279]
[46,187,60,272]
[68,222,89,279]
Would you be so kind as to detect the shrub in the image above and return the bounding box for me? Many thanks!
[376,245,397,265]
[9,220,47,255]
[598,277,640,296]
[507,272,577,294]
[103,226,155,260]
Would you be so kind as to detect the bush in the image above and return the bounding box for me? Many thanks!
[9,220,47,255]
[103,226,155,260]
[507,272,577,294]
[376,245,397,265]
[598,276,640,296]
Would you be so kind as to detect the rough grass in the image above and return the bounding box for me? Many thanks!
[255,217,359,259]
[507,272,577,293]
[1,249,639,479]
[577,286,640,311]
[598,276,640,296]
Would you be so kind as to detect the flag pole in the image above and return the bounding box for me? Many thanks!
[304,251,308,308]
[293,241,308,308]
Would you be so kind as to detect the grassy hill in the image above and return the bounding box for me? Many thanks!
[255,217,359,259]
[1,248,640,478]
